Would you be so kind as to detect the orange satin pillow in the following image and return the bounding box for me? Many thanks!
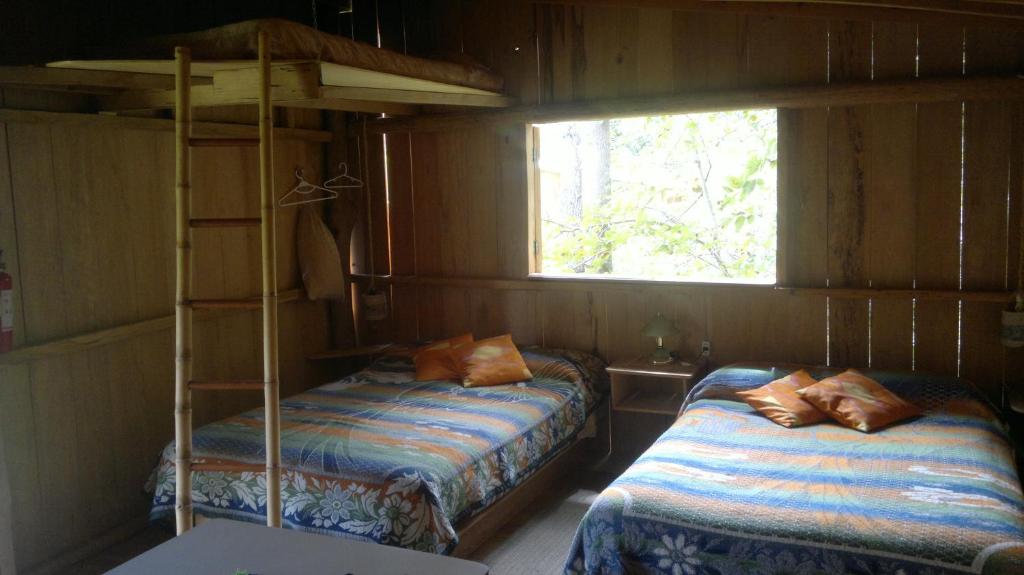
[736,369,827,428]
[414,333,473,381]
[451,334,533,388]
[796,369,921,432]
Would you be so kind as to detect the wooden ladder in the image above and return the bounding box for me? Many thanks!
[173,30,281,534]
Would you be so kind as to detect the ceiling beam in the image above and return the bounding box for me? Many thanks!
[319,86,515,108]
[0,108,333,142]
[367,74,1024,133]
[0,65,209,93]
[281,97,419,116]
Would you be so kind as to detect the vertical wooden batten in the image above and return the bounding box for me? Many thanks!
[864,21,918,371]
[826,19,872,367]
[914,22,964,376]
[0,404,16,574]
[961,27,1018,400]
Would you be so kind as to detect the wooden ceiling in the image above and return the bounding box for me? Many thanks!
[534,0,1024,27]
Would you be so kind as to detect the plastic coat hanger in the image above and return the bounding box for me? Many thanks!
[279,169,338,207]
[323,162,364,190]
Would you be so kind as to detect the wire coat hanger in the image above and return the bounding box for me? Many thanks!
[279,169,338,207]
[323,162,363,190]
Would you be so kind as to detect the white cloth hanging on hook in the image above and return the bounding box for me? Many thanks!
[296,205,345,300]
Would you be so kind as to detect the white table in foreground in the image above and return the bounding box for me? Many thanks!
[105,519,489,575]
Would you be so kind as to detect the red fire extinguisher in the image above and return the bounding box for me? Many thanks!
[0,249,12,353]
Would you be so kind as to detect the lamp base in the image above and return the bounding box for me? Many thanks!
[649,346,673,365]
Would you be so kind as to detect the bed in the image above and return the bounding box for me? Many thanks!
[149,347,606,554]
[564,364,1024,575]
[81,18,504,92]
[0,19,512,115]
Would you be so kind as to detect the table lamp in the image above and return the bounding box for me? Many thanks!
[642,312,679,364]
[1003,293,1024,347]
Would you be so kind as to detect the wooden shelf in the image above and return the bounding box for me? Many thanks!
[307,343,399,361]
[614,390,685,416]
[607,358,701,380]
[607,356,706,419]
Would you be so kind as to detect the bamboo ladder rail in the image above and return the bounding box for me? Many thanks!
[173,30,281,535]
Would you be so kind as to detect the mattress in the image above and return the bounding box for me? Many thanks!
[85,18,504,92]
[564,365,1024,574]
[150,347,605,553]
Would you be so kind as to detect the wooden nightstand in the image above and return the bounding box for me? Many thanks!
[608,357,707,417]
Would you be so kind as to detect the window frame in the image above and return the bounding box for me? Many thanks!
[525,110,782,287]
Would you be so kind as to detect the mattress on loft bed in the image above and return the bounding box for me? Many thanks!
[84,18,504,93]
[564,364,1024,575]
[149,347,606,554]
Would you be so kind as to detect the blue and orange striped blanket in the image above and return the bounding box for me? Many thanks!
[565,365,1024,574]
[150,347,606,553]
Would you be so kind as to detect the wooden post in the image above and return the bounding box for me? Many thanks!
[173,46,194,535]
[258,31,282,528]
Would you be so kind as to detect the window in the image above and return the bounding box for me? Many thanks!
[531,109,778,284]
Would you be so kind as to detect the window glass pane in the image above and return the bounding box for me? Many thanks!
[535,110,778,283]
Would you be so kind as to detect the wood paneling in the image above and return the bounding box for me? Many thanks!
[363,132,392,278]
[0,114,330,573]
[773,15,830,368]
[361,4,1024,420]
[411,132,443,277]
[496,125,531,278]
[0,386,15,575]
[536,0,1024,30]
[960,27,1020,398]
[826,20,871,367]
[914,23,964,375]
[865,22,918,371]
[0,119,25,353]
[385,132,416,276]
[672,11,743,91]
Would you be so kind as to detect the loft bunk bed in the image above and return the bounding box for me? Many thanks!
[0,20,535,550]
[0,18,511,115]
[0,17,598,560]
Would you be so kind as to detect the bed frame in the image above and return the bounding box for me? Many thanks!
[0,59,510,116]
[188,400,606,555]
[452,403,604,558]
[37,58,512,114]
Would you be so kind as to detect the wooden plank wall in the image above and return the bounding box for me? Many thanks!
[0,96,331,572]
[361,2,1024,454]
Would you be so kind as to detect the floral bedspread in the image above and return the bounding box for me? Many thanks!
[151,347,606,554]
[565,365,1024,574]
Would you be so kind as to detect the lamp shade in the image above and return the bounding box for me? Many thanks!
[1003,310,1024,348]
[642,313,679,338]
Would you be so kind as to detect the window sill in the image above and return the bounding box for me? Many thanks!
[527,273,776,290]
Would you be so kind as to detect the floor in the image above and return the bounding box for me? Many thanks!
[66,470,617,575]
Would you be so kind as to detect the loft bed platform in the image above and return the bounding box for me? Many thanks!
[44,58,513,114]
[0,18,513,115]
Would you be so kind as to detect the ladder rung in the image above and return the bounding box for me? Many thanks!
[190,218,262,228]
[187,298,262,310]
[191,462,265,473]
[189,379,265,391]
[189,137,260,148]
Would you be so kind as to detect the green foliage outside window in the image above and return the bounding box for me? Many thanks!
[536,109,778,283]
